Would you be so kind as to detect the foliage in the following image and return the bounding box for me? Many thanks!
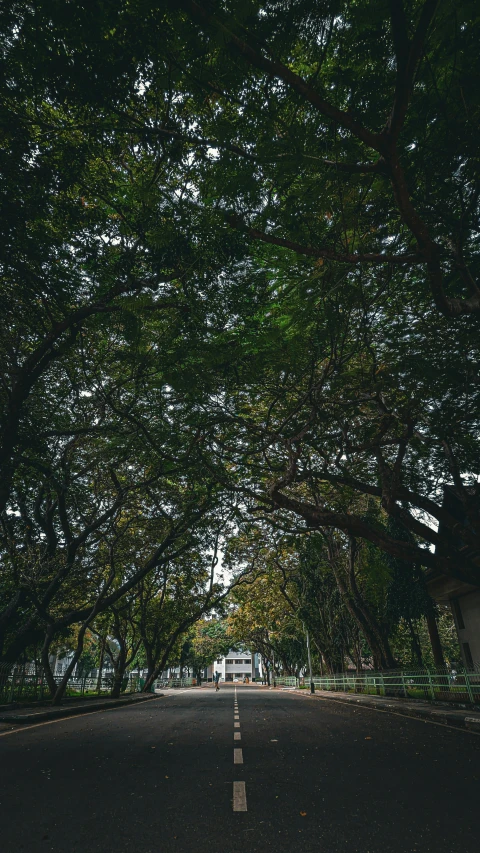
[180,619,231,677]
[1,1,478,694]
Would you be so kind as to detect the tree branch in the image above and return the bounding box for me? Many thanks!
[269,484,480,585]
[227,215,421,265]
[183,1,383,151]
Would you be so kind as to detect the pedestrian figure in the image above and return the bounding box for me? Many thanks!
[215,671,220,691]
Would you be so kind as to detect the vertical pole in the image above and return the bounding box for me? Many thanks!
[272,648,276,688]
[305,628,315,694]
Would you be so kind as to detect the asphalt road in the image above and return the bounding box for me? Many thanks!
[1,685,479,853]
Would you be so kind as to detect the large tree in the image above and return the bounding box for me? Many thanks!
[2,1,480,681]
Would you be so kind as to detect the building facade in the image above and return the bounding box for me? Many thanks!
[207,650,261,681]
[427,486,480,670]
[427,571,480,669]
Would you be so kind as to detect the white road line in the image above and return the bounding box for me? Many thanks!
[0,697,163,738]
[234,731,241,740]
[234,714,239,720]
[234,748,243,764]
[234,721,240,728]
[233,781,247,812]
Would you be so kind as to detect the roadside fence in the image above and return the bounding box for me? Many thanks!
[0,662,141,704]
[167,677,195,688]
[272,676,297,687]
[299,666,480,704]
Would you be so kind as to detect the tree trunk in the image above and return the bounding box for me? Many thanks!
[142,640,156,686]
[426,611,446,667]
[40,630,57,698]
[96,633,106,694]
[51,625,87,705]
[0,589,26,659]
[110,649,127,699]
[347,542,397,669]
[330,551,397,670]
[143,637,178,693]
[407,618,423,667]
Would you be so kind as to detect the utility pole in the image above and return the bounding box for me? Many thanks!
[272,648,276,688]
[305,627,315,694]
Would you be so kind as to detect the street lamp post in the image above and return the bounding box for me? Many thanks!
[306,628,315,694]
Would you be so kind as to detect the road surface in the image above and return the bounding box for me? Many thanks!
[1,685,479,852]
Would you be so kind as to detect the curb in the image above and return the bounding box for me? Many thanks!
[0,692,161,724]
[291,689,480,733]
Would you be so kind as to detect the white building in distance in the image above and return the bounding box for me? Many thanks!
[207,650,261,682]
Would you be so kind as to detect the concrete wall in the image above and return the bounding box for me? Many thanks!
[450,589,480,669]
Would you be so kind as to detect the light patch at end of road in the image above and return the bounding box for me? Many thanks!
[234,731,241,740]
[234,748,243,764]
[233,781,247,812]
[234,721,240,728]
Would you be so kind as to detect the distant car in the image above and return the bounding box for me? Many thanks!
[233,678,239,682]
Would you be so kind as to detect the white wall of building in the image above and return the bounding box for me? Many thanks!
[212,650,257,681]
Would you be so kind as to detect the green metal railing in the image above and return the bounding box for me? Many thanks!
[168,677,194,688]
[0,663,140,704]
[304,667,480,704]
[273,676,297,687]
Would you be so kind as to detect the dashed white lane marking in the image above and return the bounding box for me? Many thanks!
[234,714,239,720]
[234,721,240,728]
[233,781,247,811]
[234,748,243,764]
[234,731,241,740]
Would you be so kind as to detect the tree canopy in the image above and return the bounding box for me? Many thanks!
[0,0,478,689]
